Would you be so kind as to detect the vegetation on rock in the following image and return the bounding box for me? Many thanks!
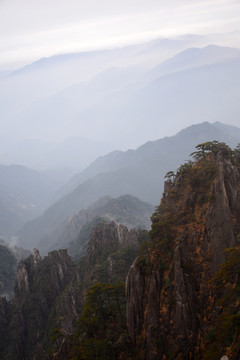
[1,141,240,360]
[203,247,240,359]
[126,142,240,359]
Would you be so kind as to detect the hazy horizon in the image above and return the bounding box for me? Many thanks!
[0,0,240,70]
[0,1,239,170]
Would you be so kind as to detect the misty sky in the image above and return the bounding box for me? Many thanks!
[0,0,240,69]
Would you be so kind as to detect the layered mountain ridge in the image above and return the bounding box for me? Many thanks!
[17,121,240,251]
[17,194,153,252]
[0,164,58,239]
[1,43,240,152]
[0,142,239,359]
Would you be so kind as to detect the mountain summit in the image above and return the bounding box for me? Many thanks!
[127,142,240,359]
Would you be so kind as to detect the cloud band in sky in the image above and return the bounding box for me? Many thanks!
[0,0,239,68]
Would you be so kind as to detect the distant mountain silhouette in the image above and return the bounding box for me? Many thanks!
[0,164,57,239]
[17,121,240,250]
[1,137,115,175]
[2,41,234,150]
[38,194,154,254]
[72,51,240,147]
[146,44,240,80]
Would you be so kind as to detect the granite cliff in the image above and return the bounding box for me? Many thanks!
[51,142,240,360]
[0,142,240,360]
[0,221,142,359]
[4,248,76,359]
[126,143,240,359]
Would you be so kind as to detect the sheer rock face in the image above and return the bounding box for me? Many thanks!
[126,152,240,360]
[0,220,140,359]
[5,249,77,360]
[87,221,139,254]
[85,221,139,282]
[15,248,42,295]
[52,222,139,332]
[206,153,240,272]
[15,248,72,297]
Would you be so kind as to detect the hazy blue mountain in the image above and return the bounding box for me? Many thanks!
[0,137,115,175]
[0,43,238,168]
[58,121,240,198]
[0,43,153,125]
[0,71,11,79]
[32,194,154,253]
[16,121,240,250]
[5,66,144,151]
[0,36,210,149]
[0,164,58,239]
[71,49,240,147]
[213,121,240,140]
[146,44,240,80]
[9,42,220,146]
[9,35,205,79]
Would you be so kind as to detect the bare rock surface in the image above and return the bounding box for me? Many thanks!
[126,150,240,359]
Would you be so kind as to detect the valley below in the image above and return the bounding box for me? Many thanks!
[0,36,240,359]
[0,140,240,359]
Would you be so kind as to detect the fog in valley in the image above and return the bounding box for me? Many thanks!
[0,0,239,249]
[1,2,240,359]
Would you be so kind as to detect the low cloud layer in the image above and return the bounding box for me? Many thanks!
[0,0,239,69]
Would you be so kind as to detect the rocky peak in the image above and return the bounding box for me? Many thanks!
[206,151,240,272]
[7,248,76,359]
[73,220,142,289]
[126,147,240,359]
[86,221,139,266]
[1,218,143,359]
[33,248,42,263]
[116,222,139,248]
[15,248,73,297]
[15,260,30,294]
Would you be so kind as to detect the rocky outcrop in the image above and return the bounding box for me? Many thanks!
[126,150,240,359]
[206,152,240,272]
[52,194,153,254]
[51,220,142,360]
[0,219,143,359]
[4,249,76,360]
[19,194,153,253]
[87,221,139,255]
[83,221,140,284]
